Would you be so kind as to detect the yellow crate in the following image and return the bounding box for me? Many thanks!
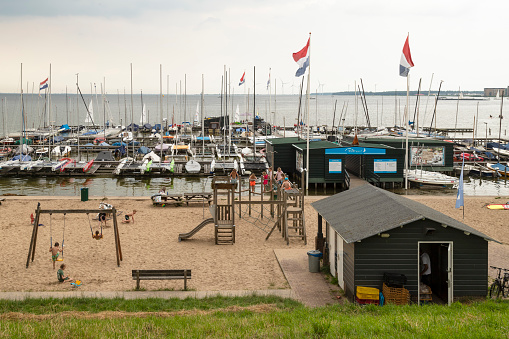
[356,286,380,300]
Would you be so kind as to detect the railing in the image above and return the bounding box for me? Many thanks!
[345,170,351,190]
[364,169,381,187]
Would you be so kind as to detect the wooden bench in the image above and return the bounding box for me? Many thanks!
[132,269,191,290]
[183,192,213,206]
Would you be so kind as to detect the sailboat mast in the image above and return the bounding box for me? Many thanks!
[20,63,23,161]
[253,66,256,156]
[76,73,80,161]
[130,63,134,158]
[201,74,205,158]
[160,64,163,164]
[498,92,504,161]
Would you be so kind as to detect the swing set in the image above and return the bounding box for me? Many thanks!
[26,203,123,269]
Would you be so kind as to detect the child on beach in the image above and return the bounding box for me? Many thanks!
[249,173,257,193]
[57,264,74,283]
[281,177,293,191]
[92,230,103,240]
[49,242,63,269]
[275,167,284,185]
[262,171,269,192]
[98,213,107,228]
[230,168,239,186]
[122,210,137,224]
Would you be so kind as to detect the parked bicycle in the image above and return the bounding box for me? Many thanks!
[489,266,509,299]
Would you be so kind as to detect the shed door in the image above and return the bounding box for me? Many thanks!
[336,233,344,290]
[329,224,336,277]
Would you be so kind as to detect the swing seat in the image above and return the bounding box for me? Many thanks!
[56,257,64,262]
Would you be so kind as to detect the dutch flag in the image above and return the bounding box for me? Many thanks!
[39,78,49,91]
[399,35,414,77]
[293,37,310,77]
[239,72,245,86]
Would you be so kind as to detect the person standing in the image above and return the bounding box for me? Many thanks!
[420,250,431,286]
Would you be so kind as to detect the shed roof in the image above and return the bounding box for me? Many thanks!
[266,137,304,145]
[311,184,497,243]
[293,141,341,151]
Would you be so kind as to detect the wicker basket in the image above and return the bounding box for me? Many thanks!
[382,283,410,305]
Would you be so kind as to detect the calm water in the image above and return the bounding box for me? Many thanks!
[2,175,509,197]
[1,92,509,197]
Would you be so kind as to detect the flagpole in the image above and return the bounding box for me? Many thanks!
[305,32,311,194]
[405,73,410,190]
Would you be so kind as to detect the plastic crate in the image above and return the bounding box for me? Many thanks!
[382,283,410,305]
[383,272,407,287]
[356,286,380,300]
[356,296,379,305]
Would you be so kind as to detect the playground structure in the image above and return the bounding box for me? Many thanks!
[26,203,123,268]
[178,176,306,245]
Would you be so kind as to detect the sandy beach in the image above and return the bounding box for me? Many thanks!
[1,193,508,292]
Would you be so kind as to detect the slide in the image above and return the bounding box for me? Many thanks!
[178,218,214,241]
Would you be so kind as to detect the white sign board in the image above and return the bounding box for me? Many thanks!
[328,159,342,173]
[374,159,397,173]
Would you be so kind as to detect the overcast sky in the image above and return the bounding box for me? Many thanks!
[1,0,507,94]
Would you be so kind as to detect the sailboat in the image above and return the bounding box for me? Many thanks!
[194,102,200,126]
[235,104,240,123]
[140,104,147,125]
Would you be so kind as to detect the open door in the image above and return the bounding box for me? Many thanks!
[418,241,453,305]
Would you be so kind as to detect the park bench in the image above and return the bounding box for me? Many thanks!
[132,269,191,290]
[183,192,213,206]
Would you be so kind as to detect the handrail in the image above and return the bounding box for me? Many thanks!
[345,170,350,189]
[364,168,381,187]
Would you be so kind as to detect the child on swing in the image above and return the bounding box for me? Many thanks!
[92,230,103,240]
[49,242,63,270]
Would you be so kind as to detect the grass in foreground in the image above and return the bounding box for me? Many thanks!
[0,297,508,338]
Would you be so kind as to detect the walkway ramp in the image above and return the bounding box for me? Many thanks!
[178,218,215,241]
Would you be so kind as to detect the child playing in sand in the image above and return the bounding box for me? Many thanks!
[92,230,103,240]
[249,173,257,193]
[122,210,137,224]
[49,242,63,269]
[57,264,74,283]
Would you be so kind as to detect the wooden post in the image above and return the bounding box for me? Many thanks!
[261,178,264,219]
[184,269,188,290]
[238,175,242,219]
[136,270,140,290]
[26,206,41,268]
[112,208,121,267]
[113,209,122,262]
[31,207,42,263]
[249,181,252,216]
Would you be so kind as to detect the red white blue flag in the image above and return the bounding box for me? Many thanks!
[399,35,414,77]
[239,72,245,86]
[39,78,48,91]
[293,37,310,77]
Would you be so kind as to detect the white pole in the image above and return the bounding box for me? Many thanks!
[405,74,410,190]
[201,74,205,158]
[305,33,311,193]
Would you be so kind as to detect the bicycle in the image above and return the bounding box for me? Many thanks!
[489,266,509,299]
